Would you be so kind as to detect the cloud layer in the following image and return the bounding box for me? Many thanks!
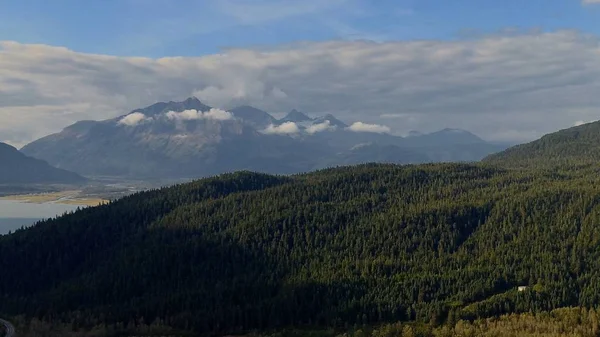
[166,108,233,121]
[2,30,600,146]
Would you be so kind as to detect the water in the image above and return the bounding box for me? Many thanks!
[0,200,81,234]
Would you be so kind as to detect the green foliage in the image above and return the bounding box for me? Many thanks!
[2,163,600,335]
[484,120,600,167]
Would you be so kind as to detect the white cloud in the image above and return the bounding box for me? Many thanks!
[166,109,200,121]
[347,122,391,134]
[306,120,336,134]
[118,112,152,126]
[574,120,597,126]
[3,31,600,145]
[582,0,600,4]
[165,108,233,121]
[204,108,234,120]
[263,122,300,135]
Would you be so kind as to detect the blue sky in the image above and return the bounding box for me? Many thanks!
[1,0,599,57]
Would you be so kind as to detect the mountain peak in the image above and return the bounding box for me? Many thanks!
[313,114,348,128]
[183,96,202,105]
[429,128,484,142]
[134,98,212,117]
[407,130,423,138]
[280,109,313,123]
[439,128,468,134]
[230,105,276,128]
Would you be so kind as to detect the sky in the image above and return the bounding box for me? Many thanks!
[0,0,600,147]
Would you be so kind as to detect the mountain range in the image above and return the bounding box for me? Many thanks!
[0,142,85,185]
[20,97,507,180]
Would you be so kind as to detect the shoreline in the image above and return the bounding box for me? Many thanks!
[0,191,109,207]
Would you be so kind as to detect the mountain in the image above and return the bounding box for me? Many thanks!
[21,99,328,178]
[0,142,85,184]
[229,105,277,129]
[1,164,599,335]
[21,98,506,180]
[404,128,485,147]
[407,130,424,137]
[322,142,429,167]
[483,121,600,167]
[312,114,348,128]
[279,109,313,123]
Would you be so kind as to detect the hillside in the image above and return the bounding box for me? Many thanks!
[1,163,600,335]
[0,142,85,184]
[483,121,600,167]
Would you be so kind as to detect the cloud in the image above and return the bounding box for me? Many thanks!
[193,84,287,108]
[3,30,600,145]
[347,122,391,133]
[582,0,600,4]
[306,121,336,134]
[165,108,233,121]
[204,108,234,120]
[574,120,597,126]
[118,112,152,126]
[263,122,300,135]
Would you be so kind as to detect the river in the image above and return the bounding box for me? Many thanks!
[0,200,81,234]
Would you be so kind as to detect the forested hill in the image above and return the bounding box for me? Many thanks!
[483,121,600,167]
[2,164,600,335]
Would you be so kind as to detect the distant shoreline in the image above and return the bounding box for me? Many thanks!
[0,191,108,207]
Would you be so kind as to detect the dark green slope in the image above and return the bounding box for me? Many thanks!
[483,121,600,167]
[1,164,600,335]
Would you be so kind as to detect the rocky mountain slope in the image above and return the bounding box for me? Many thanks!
[21,97,506,179]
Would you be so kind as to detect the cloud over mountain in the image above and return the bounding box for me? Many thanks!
[119,112,152,126]
[263,122,300,135]
[306,121,336,134]
[166,108,233,121]
[2,30,600,145]
[347,122,390,134]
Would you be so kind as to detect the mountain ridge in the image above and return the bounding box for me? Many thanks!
[20,97,506,179]
[0,142,86,184]
[483,120,600,167]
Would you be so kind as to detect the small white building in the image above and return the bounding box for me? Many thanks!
[518,286,528,292]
